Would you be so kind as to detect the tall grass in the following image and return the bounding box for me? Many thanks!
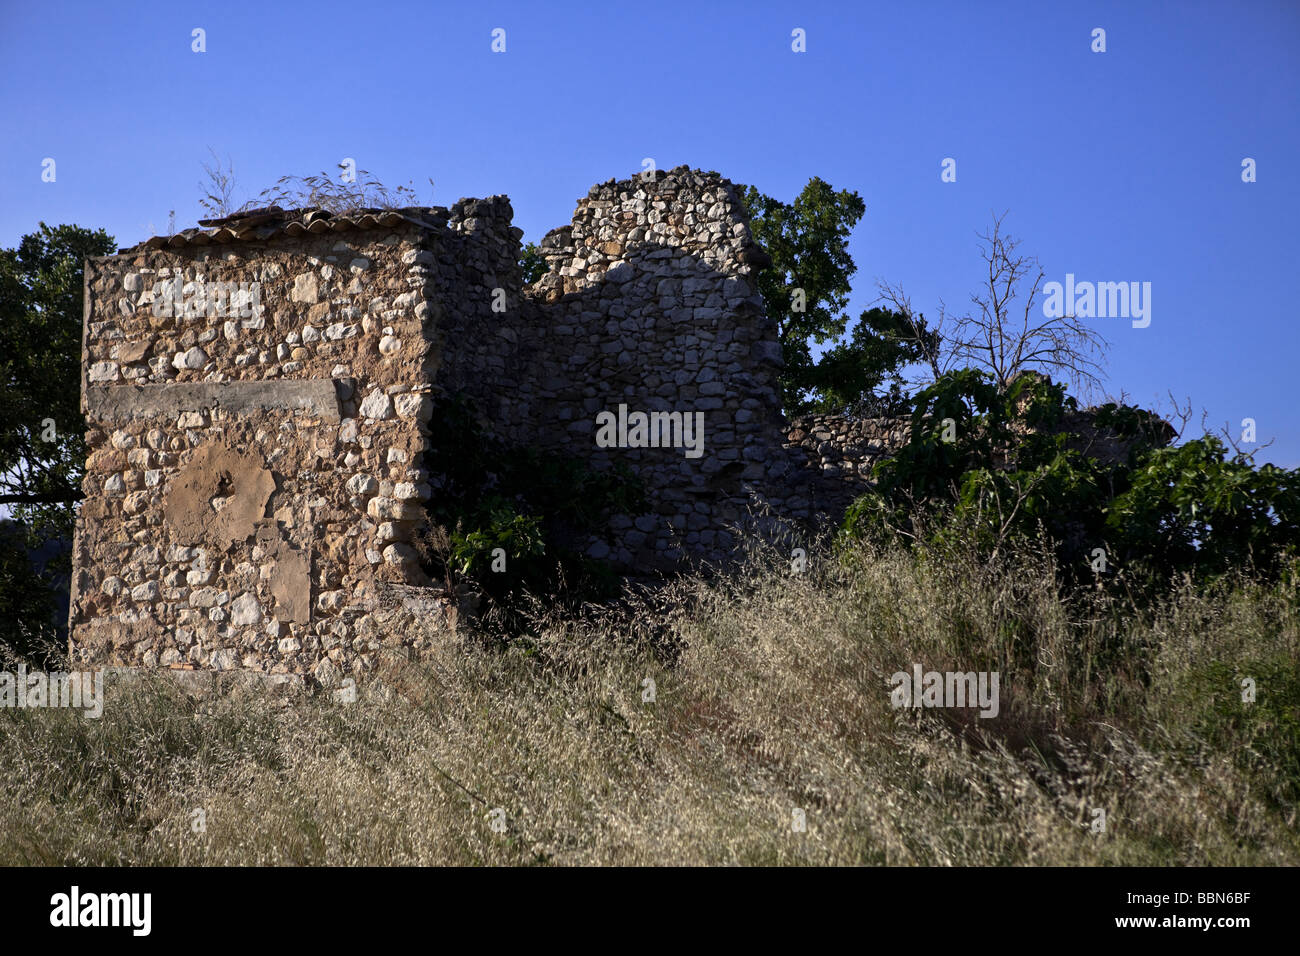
[1,539,1296,865]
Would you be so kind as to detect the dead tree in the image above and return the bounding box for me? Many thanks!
[877,213,1110,397]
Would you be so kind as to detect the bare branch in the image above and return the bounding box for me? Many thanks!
[942,213,1110,396]
[874,278,946,386]
[1162,391,1195,442]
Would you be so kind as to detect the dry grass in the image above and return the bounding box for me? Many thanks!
[2,539,1296,865]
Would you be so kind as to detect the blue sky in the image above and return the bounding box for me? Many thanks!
[2,0,1297,464]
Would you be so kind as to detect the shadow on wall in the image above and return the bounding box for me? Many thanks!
[428,222,860,572]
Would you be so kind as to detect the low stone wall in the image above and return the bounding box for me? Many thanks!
[784,414,912,477]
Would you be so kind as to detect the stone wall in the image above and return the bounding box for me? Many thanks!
[515,168,806,568]
[782,413,915,514]
[72,215,440,681]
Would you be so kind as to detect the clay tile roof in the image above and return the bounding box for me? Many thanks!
[121,205,450,254]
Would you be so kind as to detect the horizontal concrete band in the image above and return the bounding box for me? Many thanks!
[85,379,342,423]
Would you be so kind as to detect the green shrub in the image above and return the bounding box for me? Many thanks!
[842,370,1300,599]
[421,393,647,616]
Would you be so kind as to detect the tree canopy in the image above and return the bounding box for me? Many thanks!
[0,222,113,662]
[739,178,933,416]
[0,223,115,531]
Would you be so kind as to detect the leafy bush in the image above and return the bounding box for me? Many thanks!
[420,394,647,615]
[843,370,1300,596]
[1108,437,1300,583]
[448,509,545,579]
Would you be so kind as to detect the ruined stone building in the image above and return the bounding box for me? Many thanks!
[70,165,1168,683]
[71,167,893,682]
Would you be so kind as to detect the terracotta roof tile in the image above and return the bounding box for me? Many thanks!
[122,206,450,253]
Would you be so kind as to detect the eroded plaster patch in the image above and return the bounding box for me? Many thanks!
[163,442,276,549]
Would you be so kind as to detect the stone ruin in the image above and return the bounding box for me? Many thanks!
[70,165,1166,682]
[71,167,893,681]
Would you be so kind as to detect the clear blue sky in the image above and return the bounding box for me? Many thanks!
[2,0,1297,464]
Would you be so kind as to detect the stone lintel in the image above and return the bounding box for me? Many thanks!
[85,379,343,423]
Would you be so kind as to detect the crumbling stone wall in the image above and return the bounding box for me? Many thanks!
[70,167,863,679]
[782,414,915,514]
[515,169,805,567]
[420,167,855,569]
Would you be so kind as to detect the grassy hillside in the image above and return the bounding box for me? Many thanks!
[2,539,1296,865]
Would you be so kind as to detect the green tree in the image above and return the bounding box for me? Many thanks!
[0,223,115,661]
[0,523,65,664]
[0,223,114,527]
[806,306,940,417]
[740,179,933,416]
[519,241,546,285]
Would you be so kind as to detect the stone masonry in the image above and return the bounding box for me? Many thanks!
[68,167,906,682]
